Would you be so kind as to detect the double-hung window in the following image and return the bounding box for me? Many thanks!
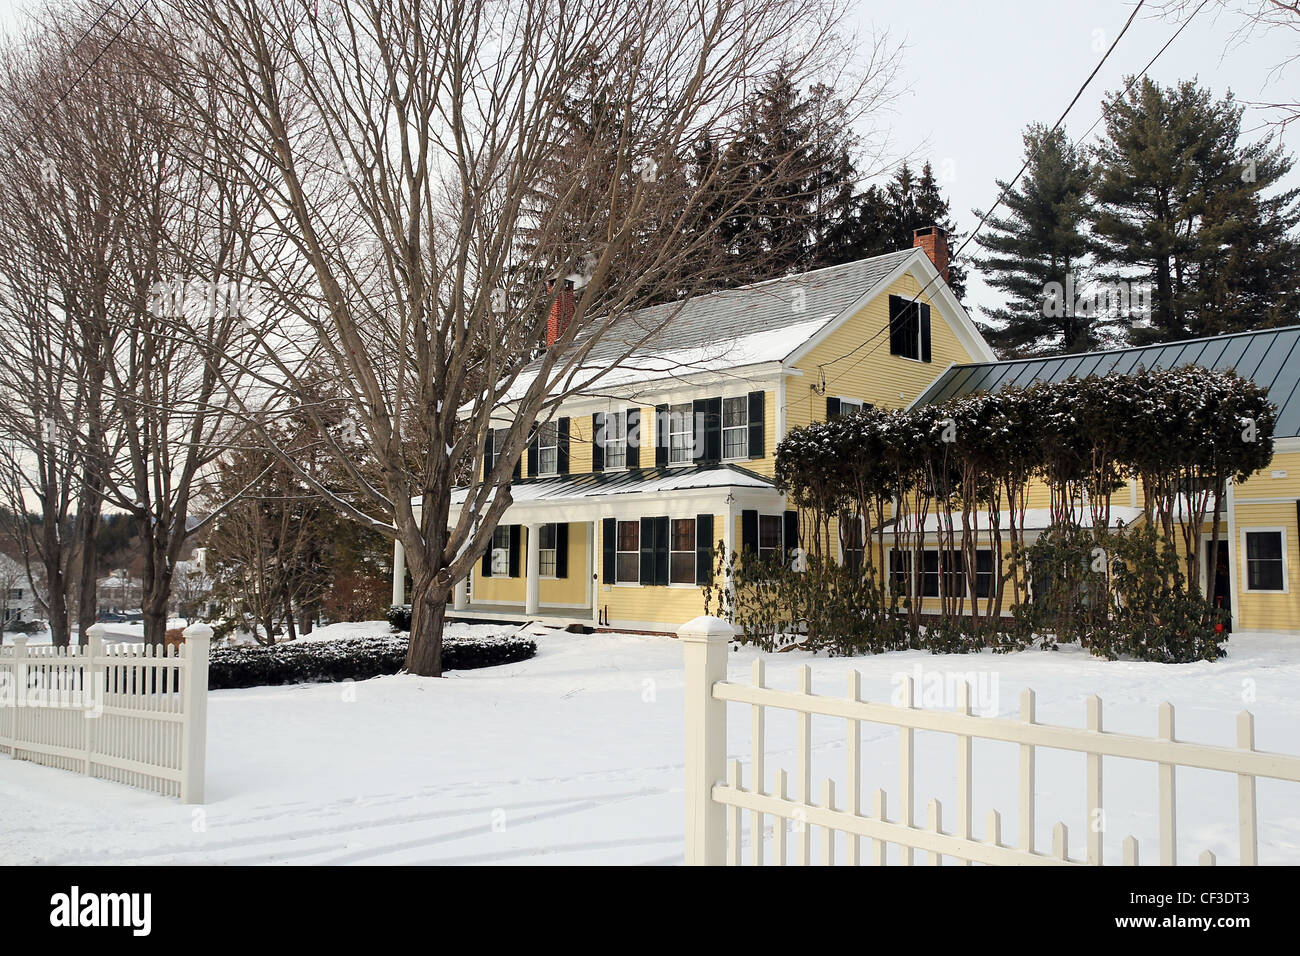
[538,524,558,577]
[490,526,511,575]
[535,421,559,476]
[670,519,697,585]
[758,515,783,563]
[668,403,694,464]
[616,521,640,583]
[1244,530,1286,591]
[722,397,748,460]
[603,411,628,468]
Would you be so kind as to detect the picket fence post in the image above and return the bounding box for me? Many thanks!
[681,615,731,866]
[84,624,105,775]
[180,623,212,804]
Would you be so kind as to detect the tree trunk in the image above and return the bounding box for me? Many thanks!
[405,576,448,677]
[142,599,169,649]
[283,593,298,641]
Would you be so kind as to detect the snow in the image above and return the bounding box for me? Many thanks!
[2,626,1299,865]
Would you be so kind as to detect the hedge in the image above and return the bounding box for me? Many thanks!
[207,632,536,689]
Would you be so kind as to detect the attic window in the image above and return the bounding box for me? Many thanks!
[889,294,932,362]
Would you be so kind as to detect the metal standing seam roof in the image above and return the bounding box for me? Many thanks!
[913,325,1300,438]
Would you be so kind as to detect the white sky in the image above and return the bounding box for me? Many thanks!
[0,0,1294,321]
[856,0,1300,318]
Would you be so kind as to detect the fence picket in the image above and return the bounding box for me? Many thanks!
[1019,689,1036,856]
[899,674,915,866]
[1236,711,1257,866]
[751,659,765,867]
[956,681,972,866]
[796,665,811,867]
[845,671,862,866]
[927,798,943,865]
[821,779,835,866]
[1158,702,1177,866]
[1086,695,1103,865]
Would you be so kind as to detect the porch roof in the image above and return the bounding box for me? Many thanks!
[451,463,775,506]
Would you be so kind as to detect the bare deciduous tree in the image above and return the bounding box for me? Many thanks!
[156,0,899,675]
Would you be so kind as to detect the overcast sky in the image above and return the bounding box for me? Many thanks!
[857,0,1300,318]
[0,0,1294,320]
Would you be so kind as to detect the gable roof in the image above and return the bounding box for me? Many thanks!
[507,247,988,402]
[913,325,1300,439]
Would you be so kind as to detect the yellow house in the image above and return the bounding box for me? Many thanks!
[912,325,1300,635]
[392,228,1300,637]
[390,228,993,632]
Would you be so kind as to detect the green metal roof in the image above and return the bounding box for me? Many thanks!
[914,325,1300,438]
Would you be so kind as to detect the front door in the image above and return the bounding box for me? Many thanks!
[1207,539,1231,632]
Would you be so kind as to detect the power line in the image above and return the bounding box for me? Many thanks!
[812,0,1152,385]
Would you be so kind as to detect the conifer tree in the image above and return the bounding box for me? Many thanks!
[974,125,1095,355]
[1092,77,1300,343]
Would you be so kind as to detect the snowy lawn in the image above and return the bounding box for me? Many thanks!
[2,626,1299,865]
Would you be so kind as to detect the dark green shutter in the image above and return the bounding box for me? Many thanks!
[826,396,841,420]
[508,525,521,578]
[639,517,655,585]
[696,397,721,463]
[741,509,758,554]
[654,516,670,586]
[920,303,932,363]
[602,517,616,583]
[555,523,569,578]
[557,418,570,475]
[747,391,765,458]
[888,295,906,356]
[592,413,605,472]
[626,408,641,468]
[481,538,493,577]
[526,423,538,476]
[654,404,668,466]
[784,510,799,563]
[484,429,495,475]
[695,514,714,585]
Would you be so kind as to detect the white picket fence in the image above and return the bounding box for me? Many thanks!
[681,616,1300,866]
[0,623,210,802]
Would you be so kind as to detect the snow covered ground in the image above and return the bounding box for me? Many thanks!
[2,624,1299,865]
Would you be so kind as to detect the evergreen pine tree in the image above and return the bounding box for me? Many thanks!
[1092,77,1300,343]
[975,125,1095,355]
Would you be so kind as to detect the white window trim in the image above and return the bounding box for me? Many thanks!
[1240,526,1289,594]
[836,397,865,416]
[538,524,559,580]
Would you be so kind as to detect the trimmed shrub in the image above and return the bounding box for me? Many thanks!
[208,632,535,689]
[387,604,412,632]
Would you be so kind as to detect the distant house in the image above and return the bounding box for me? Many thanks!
[0,553,38,626]
[392,228,1300,637]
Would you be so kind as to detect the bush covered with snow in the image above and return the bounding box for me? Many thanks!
[208,632,535,689]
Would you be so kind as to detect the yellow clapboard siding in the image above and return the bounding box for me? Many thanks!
[1234,500,1299,632]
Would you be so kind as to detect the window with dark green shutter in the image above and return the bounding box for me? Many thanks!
[888,295,931,362]
[695,514,714,585]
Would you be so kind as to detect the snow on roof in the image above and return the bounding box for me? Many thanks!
[447,464,776,507]
[502,249,917,403]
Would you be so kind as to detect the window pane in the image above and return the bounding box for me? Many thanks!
[759,516,782,550]
[1247,531,1282,561]
[617,521,639,552]
[671,518,695,552]
[723,397,747,428]
[670,552,696,585]
[616,553,639,583]
[539,550,557,577]
[539,524,556,549]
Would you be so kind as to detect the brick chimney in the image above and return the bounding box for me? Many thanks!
[545,278,575,348]
[913,226,949,283]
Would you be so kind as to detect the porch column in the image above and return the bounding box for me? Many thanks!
[392,539,406,606]
[452,536,469,611]
[525,523,541,616]
[590,522,600,627]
